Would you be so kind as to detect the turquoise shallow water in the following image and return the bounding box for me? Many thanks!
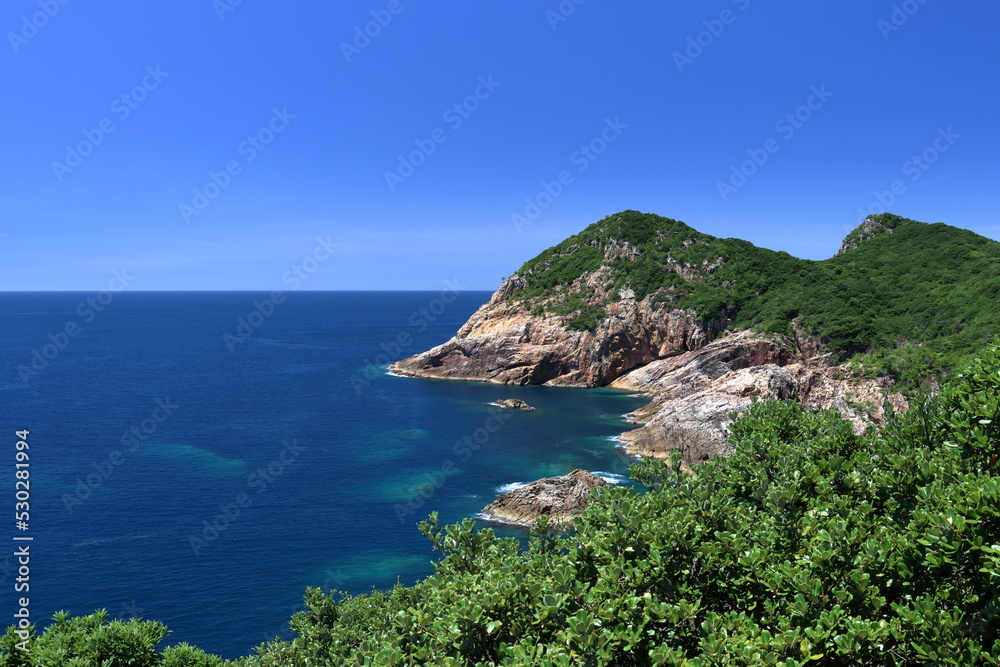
[0,291,647,658]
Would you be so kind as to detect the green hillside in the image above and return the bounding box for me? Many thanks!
[512,211,1000,390]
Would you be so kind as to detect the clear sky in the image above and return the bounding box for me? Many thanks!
[2,0,997,291]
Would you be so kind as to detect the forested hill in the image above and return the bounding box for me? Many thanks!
[510,211,1000,389]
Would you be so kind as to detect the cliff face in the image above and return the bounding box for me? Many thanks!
[836,216,897,255]
[392,275,727,387]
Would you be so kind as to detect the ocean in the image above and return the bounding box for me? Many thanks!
[1,291,646,659]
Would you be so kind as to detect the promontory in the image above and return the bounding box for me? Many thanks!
[393,210,1000,464]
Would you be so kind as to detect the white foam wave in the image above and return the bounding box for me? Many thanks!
[473,511,529,527]
[592,471,629,485]
[72,534,151,549]
[496,482,526,494]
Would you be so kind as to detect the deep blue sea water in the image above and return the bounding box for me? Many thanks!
[0,292,646,658]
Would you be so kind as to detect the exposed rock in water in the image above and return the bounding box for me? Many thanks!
[491,398,535,410]
[481,469,607,526]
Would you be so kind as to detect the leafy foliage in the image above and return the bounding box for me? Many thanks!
[0,609,220,667]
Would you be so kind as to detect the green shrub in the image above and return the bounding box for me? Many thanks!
[0,610,166,667]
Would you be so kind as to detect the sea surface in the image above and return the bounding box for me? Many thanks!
[0,291,647,658]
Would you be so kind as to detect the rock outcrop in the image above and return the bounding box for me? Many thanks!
[612,330,907,465]
[481,469,607,526]
[837,216,896,255]
[491,399,535,410]
[393,284,906,463]
[393,280,906,464]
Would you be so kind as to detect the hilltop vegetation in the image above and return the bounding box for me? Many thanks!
[5,339,999,665]
[514,211,1000,391]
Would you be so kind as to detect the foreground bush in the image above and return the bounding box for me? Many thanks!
[4,341,999,665]
[0,610,220,666]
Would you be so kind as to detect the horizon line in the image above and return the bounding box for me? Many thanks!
[0,288,498,293]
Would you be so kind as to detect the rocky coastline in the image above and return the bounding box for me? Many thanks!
[394,213,916,519]
[391,285,905,467]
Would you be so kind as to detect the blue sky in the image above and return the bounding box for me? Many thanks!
[2,0,997,290]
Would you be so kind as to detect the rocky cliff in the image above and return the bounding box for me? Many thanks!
[391,281,724,387]
[836,215,897,255]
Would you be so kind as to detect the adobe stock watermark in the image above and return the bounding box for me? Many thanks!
[340,0,411,63]
[179,107,295,223]
[349,279,467,392]
[113,600,146,621]
[188,440,304,556]
[213,0,246,21]
[394,407,515,525]
[545,0,586,30]
[223,236,338,351]
[51,66,169,182]
[16,268,134,384]
[384,75,501,192]
[716,84,833,202]
[853,126,959,224]
[62,398,179,514]
[673,0,752,74]
[878,0,931,40]
[7,0,71,54]
[512,116,628,233]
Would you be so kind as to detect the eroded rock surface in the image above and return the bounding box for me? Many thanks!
[613,330,907,464]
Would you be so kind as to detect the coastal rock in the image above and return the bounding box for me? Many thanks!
[491,398,535,410]
[613,330,907,465]
[394,286,906,464]
[391,276,728,387]
[481,469,607,526]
